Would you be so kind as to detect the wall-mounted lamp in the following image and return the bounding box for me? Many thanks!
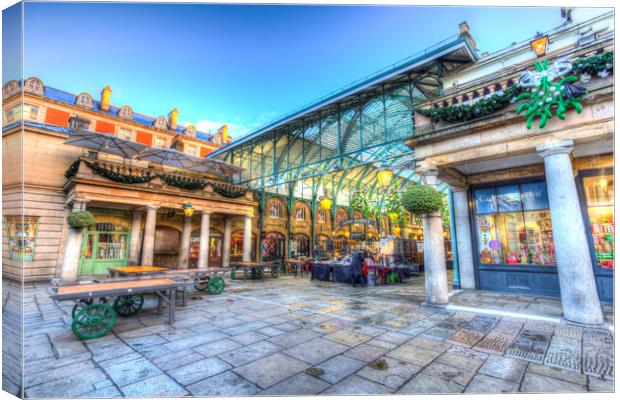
[182,202,194,217]
[530,35,549,57]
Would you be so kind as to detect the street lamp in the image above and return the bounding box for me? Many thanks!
[530,34,549,57]
[376,165,394,190]
[182,202,194,217]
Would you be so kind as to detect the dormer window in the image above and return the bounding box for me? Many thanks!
[2,81,19,100]
[119,106,133,119]
[24,78,44,96]
[184,124,196,138]
[153,116,167,130]
[76,93,93,108]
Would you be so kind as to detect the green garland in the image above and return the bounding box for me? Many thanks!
[158,174,206,191]
[572,51,613,75]
[83,160,156,184]
[64,159,81,179]
[212,186,249,198]
[415,84,523,124]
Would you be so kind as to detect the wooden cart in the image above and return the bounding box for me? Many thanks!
[230,261,281,280]
[50,278,180,340]
[107,266,229,295]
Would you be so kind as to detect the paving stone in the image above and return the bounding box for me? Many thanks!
[466,315,499,333]
[100,357,162,387]
[234,352,309,389]
[365,338,399,350]
[25,360,101,388]
[588,376,614,392]
[257,326,286,337]
[582,329,614,377]
[167,356,231,385]
[314,355,366,384]
[527,363,587,385]
[505,328,552,363]
[210,317,245,329]
[137,343,173,359]
[25,374,102,398]
[446,329,485,348]
[421,326,455,341]
[164,330,228,352]
[423,361,476,386]
[356,356,420,389]
[465,373,519,393]
[375,331,413,345]
[473,329,517,354]
[124,334,168,350]
[523,320,555,335]
[323,374,393,395]
[544,335,581,370]
[151,348,204,371]
[273,321,304,332]
[224,320,270,335]
[81,385,122,398]
[267,329,320,348]
[397,372,464,394]
[194,338,241,358]
[387,344,442,367]
[478,354,527,383]
[187,370,260,396]
[344,344,388,362]
[406,335,451,352]
[120,374,189,397]
[521,372,587,392]
[437,347,488,371]
[494,318,524,333]
[52,340,88,358]
[260,372,330,395]
[324,329,372,347]
[284,337,349,365]
[231,331,269,345]
[218,340,282,367]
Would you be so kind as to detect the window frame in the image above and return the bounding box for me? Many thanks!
[4,216,39,261]
[117,126,133,141]
[153,135,168,148]
[269,203,281,219]
[69,116,91,130]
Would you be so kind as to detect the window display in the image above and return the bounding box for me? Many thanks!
[5,216,39,261]
[474,181,556,267]
[583,175,614,269]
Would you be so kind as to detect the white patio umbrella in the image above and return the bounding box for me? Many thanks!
[135,147,204,169]
[190,158,245,176]
[64,129,148,159]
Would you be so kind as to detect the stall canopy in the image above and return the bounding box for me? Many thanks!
[64,129,148,159]
[207,34,477,200]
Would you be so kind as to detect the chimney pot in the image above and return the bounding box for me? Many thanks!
[100,86,112,111]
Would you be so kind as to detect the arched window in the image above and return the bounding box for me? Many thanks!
[2,81,19,99]
[153,116,167,130]
[119,105,133,119]
[76,93,93,108]
[184,124,196,138]
[24,78,43,96]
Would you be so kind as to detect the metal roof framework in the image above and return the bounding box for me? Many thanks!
[210,35,477,205]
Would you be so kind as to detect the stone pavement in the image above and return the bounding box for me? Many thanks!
[3,274,615,397]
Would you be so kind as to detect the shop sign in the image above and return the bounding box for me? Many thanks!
[336,217,376,230]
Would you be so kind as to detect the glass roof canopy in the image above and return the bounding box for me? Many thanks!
[209,34,477,202]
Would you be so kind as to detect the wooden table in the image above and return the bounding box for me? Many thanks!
[50,278,181,339]
[230,261,279,280]
[108,265,169,277]
[284,259,304,277]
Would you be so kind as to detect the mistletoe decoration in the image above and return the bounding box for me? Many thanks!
[515,59,586,129]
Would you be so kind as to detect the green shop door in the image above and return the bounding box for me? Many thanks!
[79,223,130,275]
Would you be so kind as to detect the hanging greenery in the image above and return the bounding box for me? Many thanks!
[83,160,156,184]
[401,185,444,215]
[515,59,585,129]
[415,84,523,124]
[64,159,81,179]
[351,192,379,218]
[67,210,96,229]
[212,185,249,198]
[572,51,614,76]
[158,174,206,191]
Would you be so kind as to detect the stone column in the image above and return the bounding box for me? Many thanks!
[451,186,476,290]
[141,205,159,266]
[243,215,252,262]
[420,167,449,305]
[222,217,232,268]
[178,215,192,269]
[60,201,88,283]
[128,212,143,265]
[537,140,603,325]
[197,212,211,269]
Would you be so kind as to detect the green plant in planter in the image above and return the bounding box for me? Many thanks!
[67,211,96,229]
[401,185,444,216]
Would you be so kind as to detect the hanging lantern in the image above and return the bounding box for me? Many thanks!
[376,165,394,190]
[319,196,333,211]
[530,34,549,57]
[388,211,399,221]
[394,226,401,237]
[182,202,194,217]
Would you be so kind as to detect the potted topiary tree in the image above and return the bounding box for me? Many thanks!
[401,185,444,216]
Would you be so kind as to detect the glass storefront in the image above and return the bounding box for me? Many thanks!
[474,182,556,267]
[583,175,614,269]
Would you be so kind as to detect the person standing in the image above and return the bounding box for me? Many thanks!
[350,250,364,287]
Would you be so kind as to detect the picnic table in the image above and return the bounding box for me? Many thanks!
[230,261,280,280]
[50,278,180,340]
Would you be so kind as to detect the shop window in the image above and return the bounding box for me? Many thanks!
[295,207,305,221]
[474,181,556,266]
[583,175,614,269]
[269,203,280,218]
[262,232,285,261]
[231,231,257,260]
[5,216,39,261]
[69,116,91,130]
[118,127,132,140]
[291,233,310,257]
[89,223,129,260]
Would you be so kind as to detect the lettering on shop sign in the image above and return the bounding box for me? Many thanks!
[336,217,376,230]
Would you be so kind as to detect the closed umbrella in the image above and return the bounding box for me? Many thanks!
[135,147,203,169]
[64,129,147,158]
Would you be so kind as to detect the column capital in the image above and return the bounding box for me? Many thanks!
[449,185,469,193]
[145,205,160,210]
[536,140,574,158]
[417,166,440,186]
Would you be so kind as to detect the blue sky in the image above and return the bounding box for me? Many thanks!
[4,3,565,138]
